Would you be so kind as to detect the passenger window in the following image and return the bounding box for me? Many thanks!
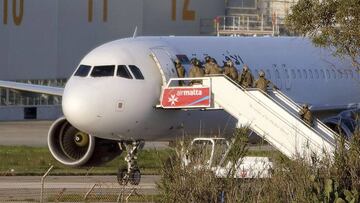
[303,70,307,79]
[275,69,280,79]
[314,69,319,79]
[117,65,133,79]
[297,69,302,79]
[284,69,289,79]
[308,69,313,79]
[338,70,342,79]
[91,65,115,77]
[326,70,330,79]
[320,70,325,79]
[291,69,296,79]
[266,69,271,79]
[74,65,91,77]
[332,70,336,79]
[129,65,145,80]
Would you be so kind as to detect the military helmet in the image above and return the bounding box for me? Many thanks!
[259,70,265,77]
[195,59,200,66]
[204,56,211,62]
[226,60,233,66]
[190,58,197,65]
[302,103,309,108]
[243,64,249,71]
[174,59,180,64]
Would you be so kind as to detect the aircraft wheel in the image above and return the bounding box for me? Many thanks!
[117,168,128,185]
[129,168,141,185]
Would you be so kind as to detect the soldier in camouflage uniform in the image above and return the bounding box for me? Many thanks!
[223,60,238,81]
[299,104,314,127]
[189,58,204,84]
[239,64,254,88]
[205,57,222,75]
[175,59,185,86]
[254,70,277,93]
[204,56,212,75]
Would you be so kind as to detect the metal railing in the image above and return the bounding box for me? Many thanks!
[215,15,279,36]
[0,166,150,202]
[159,75,337,159]
[210,76,336,158]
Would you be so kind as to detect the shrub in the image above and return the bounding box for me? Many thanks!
[158,127,360,202]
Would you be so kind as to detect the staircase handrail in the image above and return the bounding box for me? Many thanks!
[209,76,336,151]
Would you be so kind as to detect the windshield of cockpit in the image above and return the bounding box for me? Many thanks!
[73,64,145,80]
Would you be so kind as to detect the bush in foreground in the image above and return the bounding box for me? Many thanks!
[158,128,360,202]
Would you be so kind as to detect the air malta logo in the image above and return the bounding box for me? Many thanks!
[161,87,211,108]
[168,94,179,105]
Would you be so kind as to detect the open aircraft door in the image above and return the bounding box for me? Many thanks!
[150,48,178,86]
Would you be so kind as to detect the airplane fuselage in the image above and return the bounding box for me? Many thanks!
[62,36,360,141]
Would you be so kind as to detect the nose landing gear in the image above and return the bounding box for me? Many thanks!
[117,140,144,185]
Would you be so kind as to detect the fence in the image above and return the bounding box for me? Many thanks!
[0,166,159,202]
[215,14,279,36]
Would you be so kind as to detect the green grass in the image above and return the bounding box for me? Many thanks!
[0,145,174,175]
[0,145,277,176]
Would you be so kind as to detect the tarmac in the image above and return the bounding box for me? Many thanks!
[0,121,51,146]
[0,120,169,149]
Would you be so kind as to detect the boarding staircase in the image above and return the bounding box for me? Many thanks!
[159,76,338,160]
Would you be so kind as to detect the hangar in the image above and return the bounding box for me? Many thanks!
[0,0,294,120]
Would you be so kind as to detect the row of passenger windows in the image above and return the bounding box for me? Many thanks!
[74,65,144,80]
[254,68,356,80]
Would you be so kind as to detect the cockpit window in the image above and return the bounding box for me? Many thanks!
[90,65,115,77]
[129,65,145,80]
[74,65,91,77]
[117,65,133,79]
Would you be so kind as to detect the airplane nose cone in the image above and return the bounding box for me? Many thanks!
[62,81,101,132]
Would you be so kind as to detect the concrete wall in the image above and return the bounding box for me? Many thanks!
[0,0,144,80]
[0,0,224,81]
[0,0,225,120]
[142,0,225,35]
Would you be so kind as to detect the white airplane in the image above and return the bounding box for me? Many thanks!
[0,36,359,184]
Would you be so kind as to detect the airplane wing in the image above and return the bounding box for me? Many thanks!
[0,80,63,96]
